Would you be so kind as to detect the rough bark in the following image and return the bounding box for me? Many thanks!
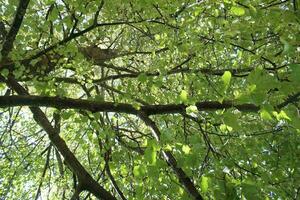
[0,95,261,115]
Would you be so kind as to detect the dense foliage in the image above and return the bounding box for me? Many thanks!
[0,0,299,199]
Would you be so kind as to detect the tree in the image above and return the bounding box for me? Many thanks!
[0,0,299,199]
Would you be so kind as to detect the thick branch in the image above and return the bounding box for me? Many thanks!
[0,0,30,60]
[3,76,117,200]
[0,95,261,115]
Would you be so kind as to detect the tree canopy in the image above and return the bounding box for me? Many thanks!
[0,0,299,199]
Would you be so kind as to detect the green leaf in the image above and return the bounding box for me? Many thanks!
[133,166,141,177]
[0,83,5,90]
[186,105,198,114]
[281,38,295,55]
[289,64,300,83]
[182,145,191,154]
[145,146,157,166]
[260,109,273,121]
[273,110,291,121]
[201,176,209,193]
[154,34,160,41]
[242,181,260,199]
[0,69,9,77]
[222,71,232,89]
[94,94,104,102]
[223,111,240,130]
[13,69,23,79]
[230,6,245,16]
[180,90,188,103]
[220,124,233,132]
[137,73,147,83]
[249,5,257,14]
[147,165,159,179]
[61,111,73,120]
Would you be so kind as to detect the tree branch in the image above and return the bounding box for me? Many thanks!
[3,76,118,200]
[28,20,147,61]
[0,95,261,115]
[138,113,204,200]
[0,0,30,60]
[105,152,127,200]
[34,145,51,200]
